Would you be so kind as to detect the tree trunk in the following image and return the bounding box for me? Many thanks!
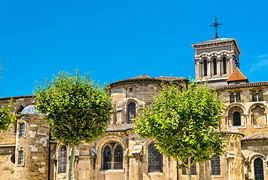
[69,145,76,180]
[176,161,179,180]
[187,158,192,180]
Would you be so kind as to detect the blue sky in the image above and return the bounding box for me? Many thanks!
[1,0,268,97]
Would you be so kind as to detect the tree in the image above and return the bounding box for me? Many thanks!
[34,72,112,180]
[0,103,16,131]
[134,83,225,180]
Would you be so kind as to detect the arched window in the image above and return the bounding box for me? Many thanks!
[233,111,241,126]
[254,158,264,180]
[203,59,207,76]
[148,143,163,172]
[58,146,67,173]
[127,102,136,123]
[114,144,123,169]
[102,142,123,170]
[211,156,221,175]
[18,150,24,165]
[223,57,227,74]
[213,58,217,75]
[251,105,266,125]
[18,123,25,137]
[102,145,112,170]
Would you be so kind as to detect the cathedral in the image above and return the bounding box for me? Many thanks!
[0,36,268,180]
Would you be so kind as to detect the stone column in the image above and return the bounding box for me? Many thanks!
[229,56,234,74]
[199,62,203,78]
[195,60,199,79]
[217,56,221,76]
[207,58,211,78]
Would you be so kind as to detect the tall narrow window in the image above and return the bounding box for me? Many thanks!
[252,91,258,102]
[203,59,207,76]
[18,123,25,137]
[258,90,264,101]
[102,145,112,170]
[230,93,235,103]
[223,57,227,74]
[58,146,67,173]
[114,144,123,169]
[148,143,163,172]
[254,158,264,180]
[233,111,241,126]
[236,92,241,102]
[18,150,24,165]
[127,102,136,123]
[213,58,217,75]
[211,156,221,175]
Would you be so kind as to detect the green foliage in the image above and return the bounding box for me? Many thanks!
[34,72,112,146]
[135,83,225,168]
[0,103,16,131]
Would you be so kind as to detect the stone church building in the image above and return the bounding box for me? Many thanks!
[0,37,268,180]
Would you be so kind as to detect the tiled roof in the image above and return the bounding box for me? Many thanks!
[217,81,268,90]
[227,68,248,82]
[129,74,151,79]
[109,75,188,87]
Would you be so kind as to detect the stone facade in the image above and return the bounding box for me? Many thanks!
[0,38,268,180]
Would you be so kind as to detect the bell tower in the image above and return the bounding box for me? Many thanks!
[192,38,240,86]
[192,18,240,86]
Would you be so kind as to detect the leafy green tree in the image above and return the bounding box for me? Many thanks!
[34,72,112,180]
[0,103,16,131]
[135,83,225,180]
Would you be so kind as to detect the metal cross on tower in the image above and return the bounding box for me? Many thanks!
[210,17,222,39]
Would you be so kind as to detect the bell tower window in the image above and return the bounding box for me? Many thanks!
[223,57,227,74]
[213,58,217,75]
[203,59,207,76]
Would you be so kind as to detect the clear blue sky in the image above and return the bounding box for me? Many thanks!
[1,0,268,97]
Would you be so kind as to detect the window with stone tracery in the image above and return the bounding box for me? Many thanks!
[252,90,264,102]
[102,142,123,170]
[230,92,241,103]
[148,143,163,172]
[58,145,67,173]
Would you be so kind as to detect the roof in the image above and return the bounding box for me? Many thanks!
[192,38,240,54]
[193,38,235,46]
[217,81,268,90]
[227,68,248,82]
[109,74,188,88]
[242,134,268,141]
[0,95,32,101]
